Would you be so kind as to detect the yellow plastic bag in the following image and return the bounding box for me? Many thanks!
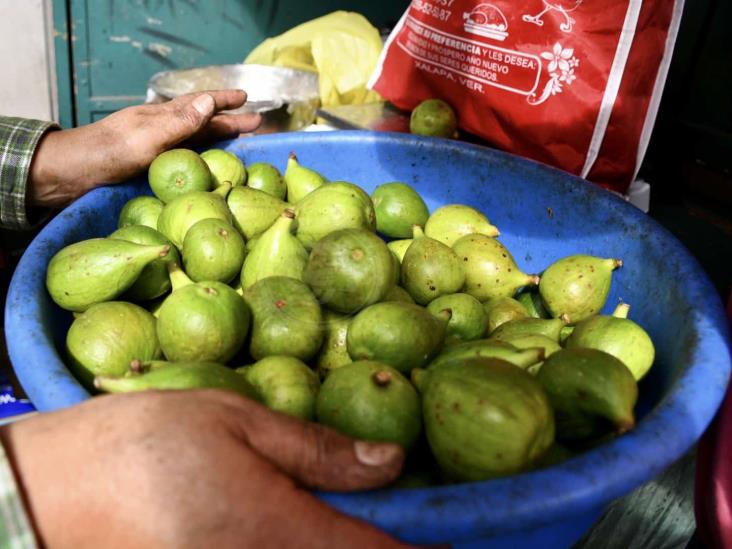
[245,11,383,106]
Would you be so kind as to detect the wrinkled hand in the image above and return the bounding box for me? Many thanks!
[0,390,412,548]
[29,90,260,207]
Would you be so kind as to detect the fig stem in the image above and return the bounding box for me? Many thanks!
[129,359,143,374]
[528,274,541,286]
[615,416,635,434]
[288,152,298,161]
[213,182,232,198]
[372,370,392,387]
[613,303,630,319]
[612,258,624,270]
[159,244,171,258]
[438,308,453,322]
[559,313,571,325]
[283,208,296,219]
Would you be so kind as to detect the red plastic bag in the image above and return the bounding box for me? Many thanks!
[369,0,685,194]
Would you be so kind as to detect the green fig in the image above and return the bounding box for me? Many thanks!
[244,276,323,361]
[346,302,448,374]
[118,196,164,229]
[536,348,638,441]
[148,148,212,203]
[227,186,288,241]
[304,229,394,314]
[483,296,530,335]
[387,239,412,262]
[410,98,457,139]
[389,251,401,286]
[316,361,421,449]
[381,285,415,304]
[425,204,499,247]
[47,238,171,312]
[246,162,286,200]
[516,289,550,319]
[240,356,320,420]
[427,293,487,344]
[506,335,562,376]
[156,183,233,248]
[157,281,250,363]
[506,334,561,357]
[200,149,246,188]
[108,225,180,302]
[452,234,539,301]
[128,359,225,374]
[284,153,326,203]
[419,357,554,481]
[315,311,353,376]
[148,262,195,319]
[295,182,376,249]
[66,301,161,389]
[490,317,567,342]
[565,303,655,380]
[182,218,246,283]
[372,182,429,238]
[245,235,260,252]
[534,443,575,469]
[401,226,465,305]
[240,209,308,289]
[167,261,194,291]
[95,362,259,400]
[427,339,545,370]
[539,254,623,324]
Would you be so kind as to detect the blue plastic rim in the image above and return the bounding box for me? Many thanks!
[5,132,731,546]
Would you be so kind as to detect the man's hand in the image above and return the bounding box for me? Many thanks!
[29,91,260,207]
[0,390,412,548]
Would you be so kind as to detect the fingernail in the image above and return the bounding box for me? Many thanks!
[354,441,400,467]
[192,93,214,115]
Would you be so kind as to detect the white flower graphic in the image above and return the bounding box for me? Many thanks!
[541,43,574,73]
[528,42,580,106]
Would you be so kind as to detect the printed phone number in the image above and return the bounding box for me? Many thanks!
[412,0,453,22]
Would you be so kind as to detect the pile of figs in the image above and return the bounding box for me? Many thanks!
[46,147,655,484]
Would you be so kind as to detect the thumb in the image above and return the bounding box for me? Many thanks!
[165,93,216,143]
[229,398,405,491]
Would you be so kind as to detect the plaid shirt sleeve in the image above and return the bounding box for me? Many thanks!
[0,116,59,230]
[0,442,36,549]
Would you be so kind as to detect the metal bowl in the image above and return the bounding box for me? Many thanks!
[148,64,320,134]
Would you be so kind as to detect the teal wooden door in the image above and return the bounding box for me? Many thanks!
[54,0,408,126]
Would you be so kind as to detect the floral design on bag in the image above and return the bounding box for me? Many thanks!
[527,43,580,105]
[522,0,584,33]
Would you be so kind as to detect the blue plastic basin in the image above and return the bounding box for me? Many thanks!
[5,132,731,547]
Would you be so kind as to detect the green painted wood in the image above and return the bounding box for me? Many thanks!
[68,0,93,126]
[65,0,408,125]
[51,0,74,128]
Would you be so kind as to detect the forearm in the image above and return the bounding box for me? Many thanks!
[27,91,260,209]
[28,124,121,208]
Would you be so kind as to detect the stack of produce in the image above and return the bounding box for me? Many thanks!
[45,147,655,483]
